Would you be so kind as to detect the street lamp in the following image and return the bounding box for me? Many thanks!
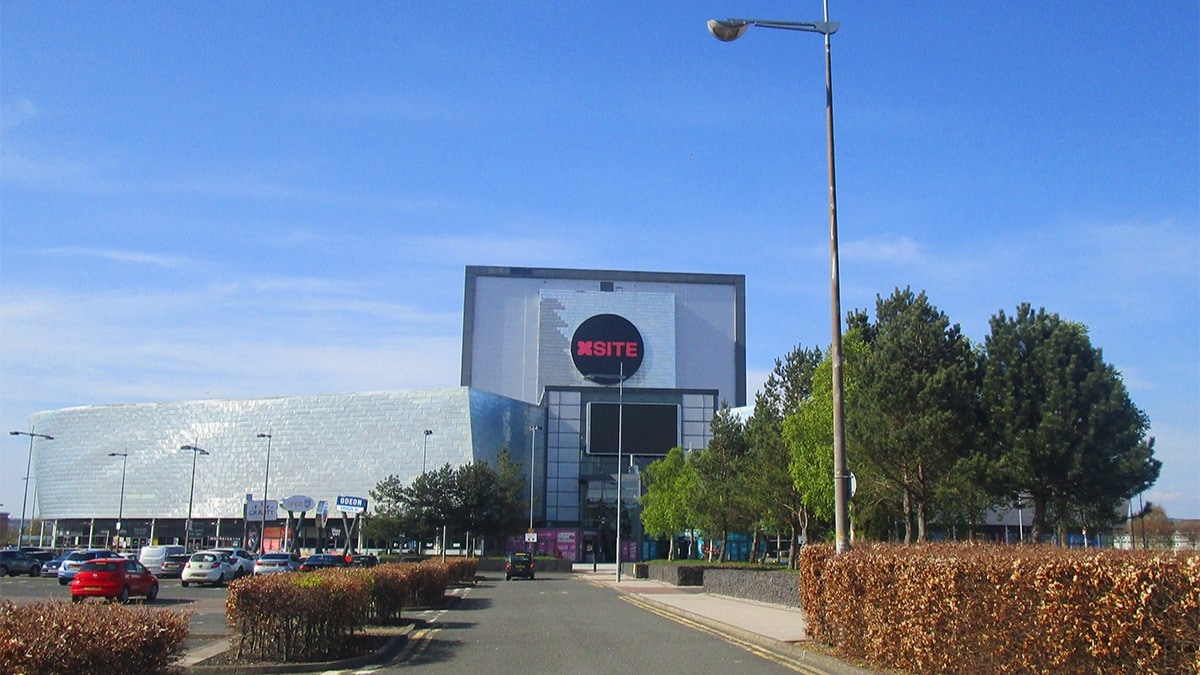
[257,432,273,554]
[708,1,851,553]
[422,429,433,473]
[529,425,542,534]
[107,450,129,547]
[10,430,53,546]
[180,444,210,544]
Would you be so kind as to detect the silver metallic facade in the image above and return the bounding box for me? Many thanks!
[29,388,542,522]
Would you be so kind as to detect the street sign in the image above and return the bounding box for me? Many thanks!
[336,495,368,514]
[525,532,538,543]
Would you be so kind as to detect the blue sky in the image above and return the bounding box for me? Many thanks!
[2,2,1197,520]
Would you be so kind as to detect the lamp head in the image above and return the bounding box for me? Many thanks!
[424,429,433,436]
[708,19,750,42]
[257,433,271,439]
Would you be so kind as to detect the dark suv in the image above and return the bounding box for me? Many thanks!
[505,552,534,580]
[0,549,43,577]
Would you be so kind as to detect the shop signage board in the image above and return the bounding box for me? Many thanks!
[336,495,368,513]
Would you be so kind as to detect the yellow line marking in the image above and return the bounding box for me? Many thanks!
[621,596,826,674]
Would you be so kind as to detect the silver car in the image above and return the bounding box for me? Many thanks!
[253,552,302,575]
[57,549,118,585]
[181,550,235,587]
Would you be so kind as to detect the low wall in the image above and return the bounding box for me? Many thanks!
[702,568,801,608]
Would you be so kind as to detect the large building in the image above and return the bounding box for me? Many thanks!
[22,266,745,560]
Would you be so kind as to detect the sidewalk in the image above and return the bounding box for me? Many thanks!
[573,563,877,675]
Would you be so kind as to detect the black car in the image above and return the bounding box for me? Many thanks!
[0,549,43,577]
[505,552,534,580]
[349,554,378,568]
[298,554,349,572]
[158,553,192,579]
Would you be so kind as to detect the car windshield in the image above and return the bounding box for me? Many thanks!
[80,561,119,572]
[511,553,531,560]
[191,553,217,562]
[260,554,290,561]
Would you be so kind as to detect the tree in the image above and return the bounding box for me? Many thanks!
[851,288,981,542]
[639,447,696,559]
[744,345,822,565]
[689,405,751,561]
[982,304,1160,542]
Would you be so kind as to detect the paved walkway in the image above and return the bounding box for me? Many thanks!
[573,564,877,675]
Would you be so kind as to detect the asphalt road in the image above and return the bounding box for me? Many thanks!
[2,571,803,673]
[382,571,801,673]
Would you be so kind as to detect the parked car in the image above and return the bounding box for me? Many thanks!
[57,549,119,585]
[158,553,192,579]
[298,553,348,572]
[181,551,235,587]
[0,549,43,577]
[17,547,58,563]
[349,554,379,568]
[138,545,186,575]
[253,552,302,575]
[70,558,159,603]
[505,551,534,580]
[208,548,255,577]
[41,551,71,577]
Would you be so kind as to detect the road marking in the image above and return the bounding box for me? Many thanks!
[621,596,827,674]
[394,585,472,665]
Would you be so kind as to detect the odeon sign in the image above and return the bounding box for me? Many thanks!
[571,314,644,384]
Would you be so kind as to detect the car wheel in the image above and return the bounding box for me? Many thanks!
[217,573,226,586]
[28,566,39,577]
[505,574,511,580]
[530,574,535,580]
[146,583,159,602]
[0,566,8,577]
[71,595,82,603]
[181,580,189,588]
[58,578,68,586]
[116,587,130,604]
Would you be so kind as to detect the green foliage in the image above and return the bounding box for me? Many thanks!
[640,447,696,558]
[689,405,753,560]
[982,304,1160,541]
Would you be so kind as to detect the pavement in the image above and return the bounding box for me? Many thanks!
[178,565,877,674]
[573,563,878,675]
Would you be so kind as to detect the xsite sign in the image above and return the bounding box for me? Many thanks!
[571,314,644,384]
[336,495,368,514]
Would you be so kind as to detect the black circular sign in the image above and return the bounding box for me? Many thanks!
[570,314,644,384]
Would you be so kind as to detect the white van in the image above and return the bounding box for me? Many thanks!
[139,545,186,574]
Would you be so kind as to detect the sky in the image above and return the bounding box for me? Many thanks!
[2,2,1197,521]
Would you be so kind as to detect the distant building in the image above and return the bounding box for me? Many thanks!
[24,266,745,560]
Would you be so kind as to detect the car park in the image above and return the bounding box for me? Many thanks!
[70,558,159,603]
[209,548,255,577]
[505,551,534,580]
[298,553,348,572]
[181,551,235,587]
[57,549,119,585]
[253,552,302,575]
[157,553,191,579]
[41,551,71,577]
[0,549,43,577]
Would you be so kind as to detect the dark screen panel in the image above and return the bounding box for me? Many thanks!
[587,403,679,456]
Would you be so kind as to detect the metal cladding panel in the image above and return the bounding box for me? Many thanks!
[27,388,541,521]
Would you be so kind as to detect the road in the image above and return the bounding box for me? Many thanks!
[1,571,804,673]
[383,571,801,673]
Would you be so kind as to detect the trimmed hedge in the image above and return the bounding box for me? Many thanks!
[225,559,458,663]
[798,543,1200,674]
[0,600,189,674]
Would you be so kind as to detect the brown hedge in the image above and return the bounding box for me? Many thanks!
[0,600,189,674]
[798,543,1200,674]
[225,559,456,662]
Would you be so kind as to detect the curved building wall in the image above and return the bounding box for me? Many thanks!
[28,387,543,521]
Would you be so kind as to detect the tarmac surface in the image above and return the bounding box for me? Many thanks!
[179,563,878,674]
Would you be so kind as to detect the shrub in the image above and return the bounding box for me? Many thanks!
[798,543,1200,674]
[0,600,189,674]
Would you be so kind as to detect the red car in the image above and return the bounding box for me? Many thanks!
[70,558,159,603]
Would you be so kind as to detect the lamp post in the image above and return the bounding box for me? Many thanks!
[10,430,53,546]
[107,450,129,547]
[422,429,433,473]
[615,362,624,582]
[256,432,273,554]
[180,444,209,544]
[708,1,851,553]
[528,424,542,534]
